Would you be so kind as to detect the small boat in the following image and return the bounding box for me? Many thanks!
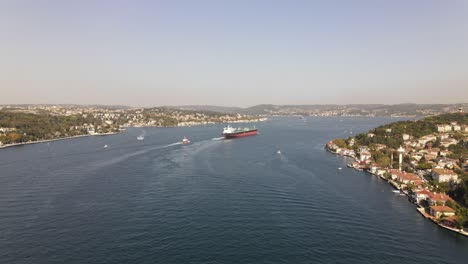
[277,150,281,154]
[338,167,342,170]
[103,144,108,148]
[182,137,190,144]
[137,136,144,141]
[392,190,401,193]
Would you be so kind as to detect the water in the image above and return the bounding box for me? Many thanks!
[0,117,466,264]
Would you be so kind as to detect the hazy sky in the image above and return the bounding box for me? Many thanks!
[1,0,467,107]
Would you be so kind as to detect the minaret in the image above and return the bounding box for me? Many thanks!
[390,152,394,169]
[397,146,405,171]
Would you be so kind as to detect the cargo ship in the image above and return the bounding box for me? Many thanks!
[222,125,258,139]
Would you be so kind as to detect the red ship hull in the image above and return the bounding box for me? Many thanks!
[223,129,258,139]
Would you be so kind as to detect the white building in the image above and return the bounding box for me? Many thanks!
[418,135,437,147]
[440,138,458,148]
[436,124,452,132]
[431,168,459,183]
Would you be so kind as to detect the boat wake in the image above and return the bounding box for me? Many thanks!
[89,141,182,170]
[211,137,224,141]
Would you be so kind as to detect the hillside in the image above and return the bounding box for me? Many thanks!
[172,103,467,116]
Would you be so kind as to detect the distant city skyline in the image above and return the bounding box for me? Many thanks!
[1,1,467,107]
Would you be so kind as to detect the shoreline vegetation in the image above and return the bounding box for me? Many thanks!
[0,105,267,149]
[325,112,468,237]
[0,132,121,149]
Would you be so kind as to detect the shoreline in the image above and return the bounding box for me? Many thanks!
[0,132,120,149]
[0,118,268,149]
[325,144,468,238]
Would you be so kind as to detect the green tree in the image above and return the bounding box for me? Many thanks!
[7,132,23,143]
[332,138,347,148]
[420,155,426,163]
[416,163,432,170]
[376,156,391,167]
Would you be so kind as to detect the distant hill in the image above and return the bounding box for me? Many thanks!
[172,103,467,117]
[3,103,466,117]
[167,105,242,114]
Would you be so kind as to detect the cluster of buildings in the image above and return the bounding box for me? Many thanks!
[1,105,265,129]
[325,120,467,234]
[0,105,266,146]
[436,123,467,132]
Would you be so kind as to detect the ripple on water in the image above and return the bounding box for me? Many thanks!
[1,119,468,264]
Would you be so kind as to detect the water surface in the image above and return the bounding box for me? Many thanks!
[1,117,467,264]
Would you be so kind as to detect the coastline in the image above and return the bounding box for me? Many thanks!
[325,144,468,238]
[0,132,120,149]
[0,118,268,149]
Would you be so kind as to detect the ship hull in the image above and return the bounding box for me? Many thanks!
[223,129,258,138]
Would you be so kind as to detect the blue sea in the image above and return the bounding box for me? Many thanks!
[1,117,467,264]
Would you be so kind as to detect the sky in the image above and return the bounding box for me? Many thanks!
[0,0,467,107]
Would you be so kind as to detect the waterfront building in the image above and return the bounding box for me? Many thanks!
[429,206,456,218]
[359,151,372,164]
[412,189,432,204]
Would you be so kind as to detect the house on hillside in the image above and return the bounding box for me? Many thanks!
[431,168,459,183]
[440,138,458,148]
[418,135,437,147]
[359,151,372,164]
[389,169,423,187]
[435,158,458,170]
[436,124,452,132]
[424,148,440,157]
[439,134,450,140]
[427,192,452,206]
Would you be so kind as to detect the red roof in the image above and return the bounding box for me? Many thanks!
[428,192,452,202]
[441,216,458,222]
[430,206,455,213]
[390,170,422,184]
[432,168,457,176]
[414,189,432,196]
[414,190,453,202]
